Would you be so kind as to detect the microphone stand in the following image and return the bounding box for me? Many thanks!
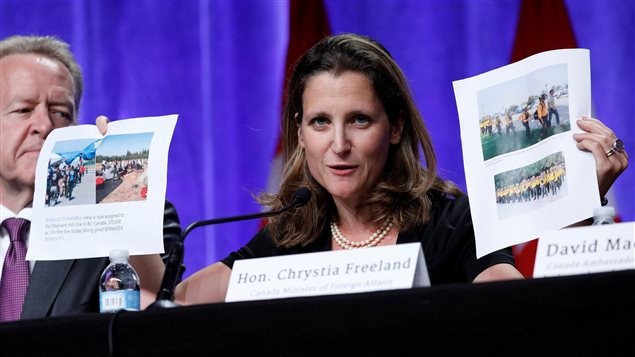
[146,242,184,309]
[147,188,311,309]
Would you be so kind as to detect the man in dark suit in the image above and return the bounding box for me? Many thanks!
[0,35,182,321]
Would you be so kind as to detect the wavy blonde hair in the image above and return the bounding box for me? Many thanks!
[260,33,462,247]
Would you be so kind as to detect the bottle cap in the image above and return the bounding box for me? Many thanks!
[593,206,615,218]
[109,249,130,260]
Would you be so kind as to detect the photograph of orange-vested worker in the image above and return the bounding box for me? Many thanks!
[477,64,571,161]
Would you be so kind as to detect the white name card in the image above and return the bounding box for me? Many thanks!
[534,222,635,278]
[225,243,429,303]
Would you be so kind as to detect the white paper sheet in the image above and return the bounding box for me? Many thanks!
[27,114,178,260]
[452,49,599,258]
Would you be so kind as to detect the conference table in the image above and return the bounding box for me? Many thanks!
[2,269,633,356]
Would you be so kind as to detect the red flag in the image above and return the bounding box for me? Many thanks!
[260,0,331,229]
[510,0,578,278]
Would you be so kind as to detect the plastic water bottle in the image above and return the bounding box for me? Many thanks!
[592,206,615,225]
[99,249,140,313]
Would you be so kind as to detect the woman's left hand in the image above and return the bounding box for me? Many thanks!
[573,116,628,198]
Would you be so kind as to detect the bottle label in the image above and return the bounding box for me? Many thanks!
[99,290,140,312]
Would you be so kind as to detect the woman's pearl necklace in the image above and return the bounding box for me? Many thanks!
[331,217,393,250]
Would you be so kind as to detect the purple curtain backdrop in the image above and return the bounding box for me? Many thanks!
[1,1,633,279]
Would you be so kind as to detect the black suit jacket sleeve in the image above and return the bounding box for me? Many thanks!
[161,199,185,281]
[161,199,182,263]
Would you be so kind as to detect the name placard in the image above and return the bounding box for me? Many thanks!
[534,222,635,278]
[225,243,429,303]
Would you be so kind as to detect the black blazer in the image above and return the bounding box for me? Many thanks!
[20,200,182,320]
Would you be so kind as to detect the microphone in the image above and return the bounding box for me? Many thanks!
[147,187,312,309]
[180,187,312,240]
